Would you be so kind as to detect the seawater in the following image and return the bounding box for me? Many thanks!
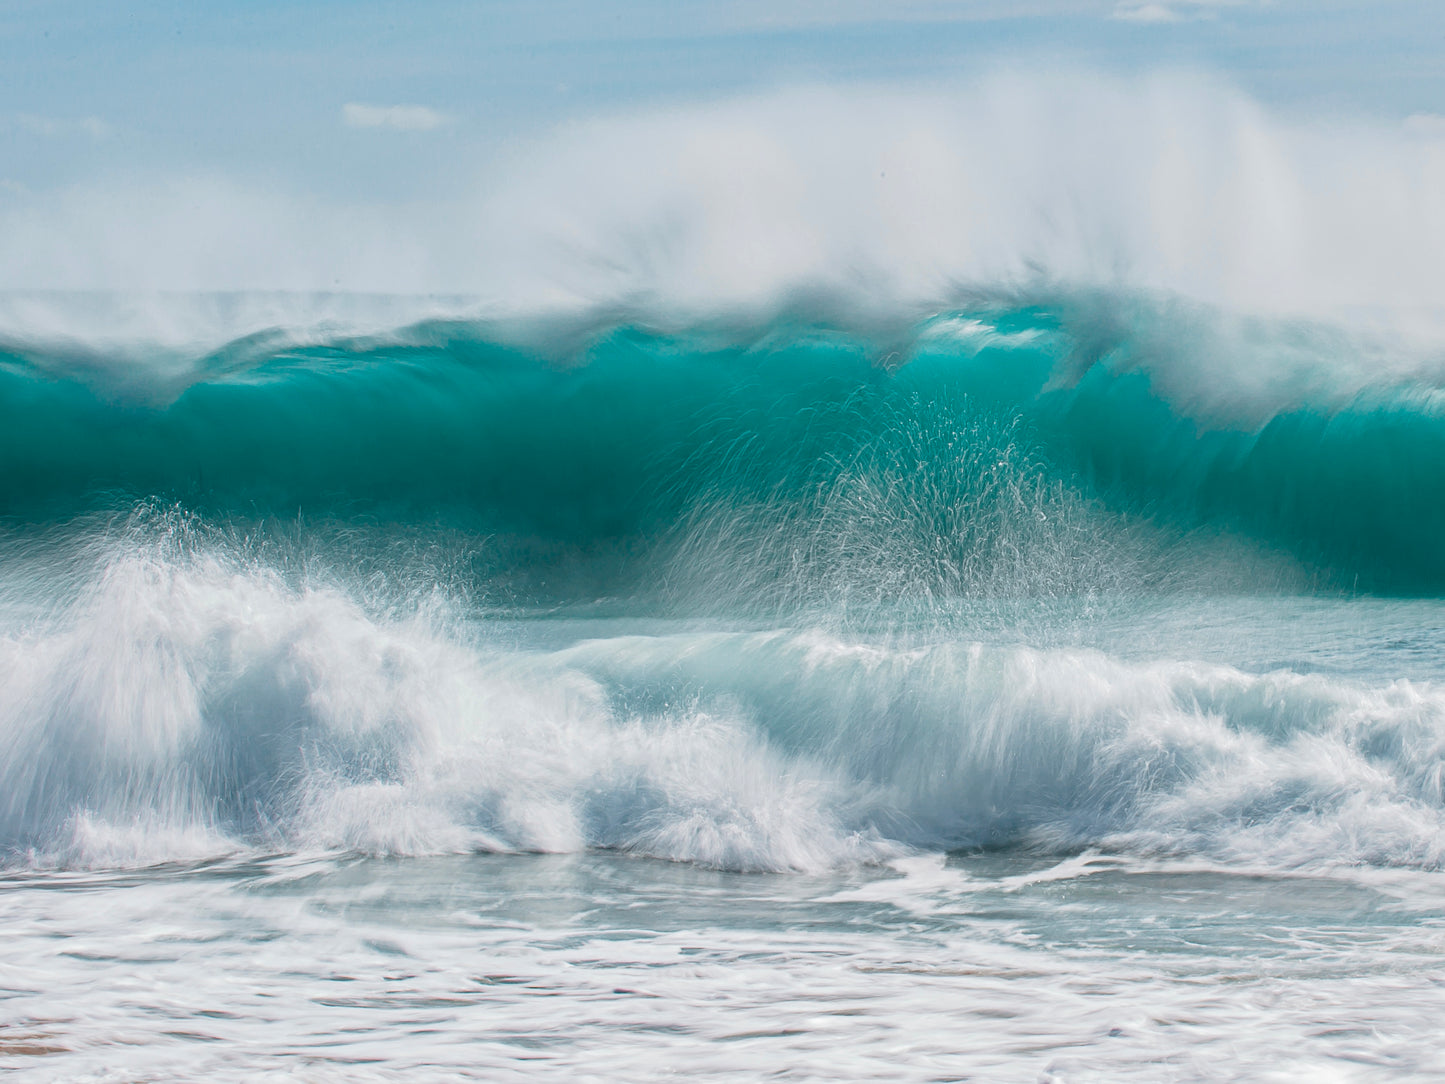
[3,851,1442,1081]
[2,291,1444,1080]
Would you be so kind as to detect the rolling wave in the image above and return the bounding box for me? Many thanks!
[3,287,1445,872]
[2,525,1443,872]
[1,291,1442,594]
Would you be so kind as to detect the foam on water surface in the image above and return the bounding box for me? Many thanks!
[2,851,1443,1082]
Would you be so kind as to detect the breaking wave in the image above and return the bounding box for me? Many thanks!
[4,70,1445,874]
[2,524,1444,873]
[1,289,1444,873]
[2,292,1443,594]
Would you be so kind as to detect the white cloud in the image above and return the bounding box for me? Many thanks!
[1112,0,1252,23]
[1404,113,1445,139]
[341,103,450,132]
[11,113,111,138]
[710,1,1108,31]
[1113,2,1182,21]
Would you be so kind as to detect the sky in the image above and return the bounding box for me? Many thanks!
[3,0,1444,204]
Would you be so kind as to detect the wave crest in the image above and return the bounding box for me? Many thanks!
[4,527,1445,873]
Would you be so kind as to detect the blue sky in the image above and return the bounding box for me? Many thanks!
[4,0,1444,203]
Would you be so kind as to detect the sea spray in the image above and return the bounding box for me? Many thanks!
[3,508,1445,872]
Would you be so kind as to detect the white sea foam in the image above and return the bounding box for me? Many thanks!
[3,530,1444,873]
[3,848,1443,1082]
[0,540,893,872]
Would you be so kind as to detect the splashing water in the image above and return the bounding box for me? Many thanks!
[5,73,1445,1081]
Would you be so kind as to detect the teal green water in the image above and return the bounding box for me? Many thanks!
[3,295,1443,598]
[2,292,1445,1080]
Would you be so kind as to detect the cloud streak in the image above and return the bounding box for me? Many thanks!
[9,114,111,139]
[341,103,450,132]
[1404,113,1445,139]
[1112,0,1254,24]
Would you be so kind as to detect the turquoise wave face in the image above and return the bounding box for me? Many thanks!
[2,291,1443,598]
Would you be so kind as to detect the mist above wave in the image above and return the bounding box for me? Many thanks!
[2,70,1444,349]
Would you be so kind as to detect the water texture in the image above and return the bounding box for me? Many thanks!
[3,288,1445,1079]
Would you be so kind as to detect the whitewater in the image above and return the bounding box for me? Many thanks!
[4,75,1445,1080]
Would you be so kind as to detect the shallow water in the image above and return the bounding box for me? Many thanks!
[3,850,1443,1082]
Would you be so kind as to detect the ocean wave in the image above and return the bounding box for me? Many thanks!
[3,528,1444,873]
[1,292,1443,592]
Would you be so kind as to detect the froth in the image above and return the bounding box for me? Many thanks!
[0,534,891,872]
[3,525,1445,873]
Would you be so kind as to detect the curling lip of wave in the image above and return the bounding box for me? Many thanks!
[1,293,1445,592]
